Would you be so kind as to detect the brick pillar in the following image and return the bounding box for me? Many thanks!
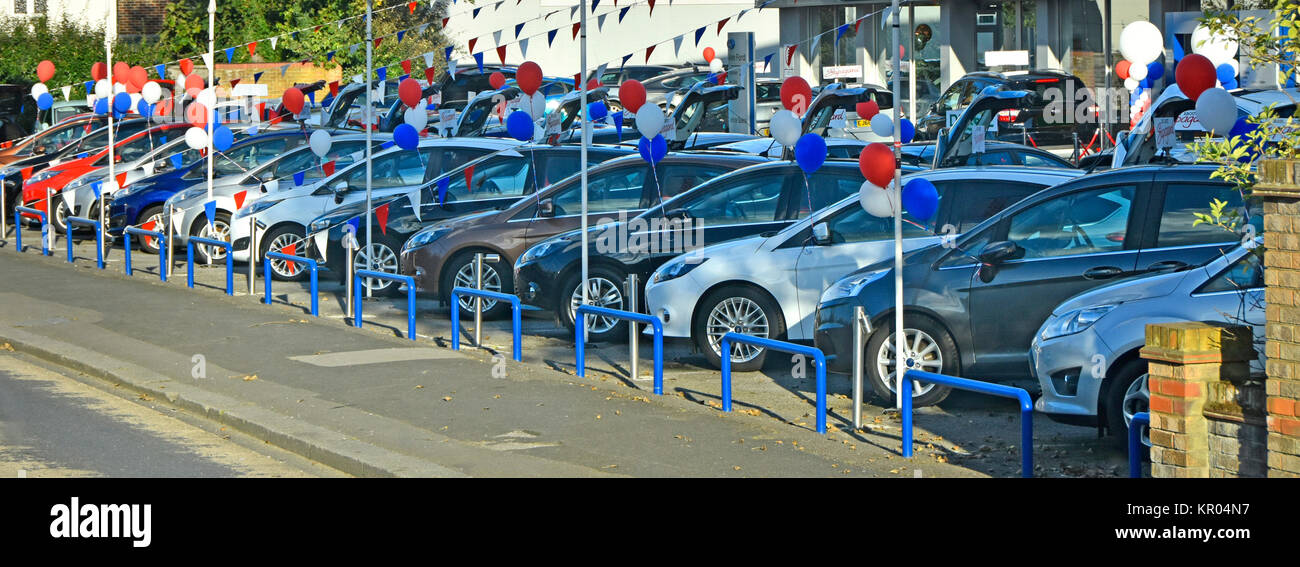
[1140,322,1255,478]
[1256,159,1300,477]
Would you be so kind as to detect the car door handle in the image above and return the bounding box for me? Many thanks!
[1146,260,1187,272]
[1083,266,1123,280]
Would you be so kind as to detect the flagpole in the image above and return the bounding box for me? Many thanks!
[364,0,374,299]
[207,0,215,204]
[103,2,114,261]
[579,0,590,338]
[890,0,905,409]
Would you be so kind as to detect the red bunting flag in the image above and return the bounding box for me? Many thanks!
[468,37,477,53]
[717,18,729,35]
[314,26,321,32]
[497,45,508,64]
[20,166,33,181]
[321,160,336,176]
[374,37,384,48]
[425,67,436,83]
[442,17,449,27]
[645,44,656,63]
[281,242,297,270]
[853,19,862,33]
[408,1,417,14]
[115,172,128,189]
[717,71,727,84]
[573,73,581,87]
[375,203,390,234]
[786,44,798,66]
[269,114,284,126]
[328,81,339,97]
[401,59,412,75]
[248,41,258,57]
[233,190,248,210]
[141,220,157,231]
[572,22,581,40]
[229,79,241,89]
[257,102,266,120]
[648,0,655,17]
[464,165,475,193]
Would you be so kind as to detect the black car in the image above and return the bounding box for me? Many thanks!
[515,159,866,340]
[640,67,717,108]
[913,70,1095,147]
[307,144,635,293]
[813,164,1260,407]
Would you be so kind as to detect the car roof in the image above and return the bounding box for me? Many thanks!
[598,151,769,169]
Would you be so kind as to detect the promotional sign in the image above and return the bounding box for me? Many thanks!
[829,108,847,130]
[232,83,269,97]
[972,124,986,154]
[822,65,863,80]
[1155,117,1177,150]
[727,32,753,135]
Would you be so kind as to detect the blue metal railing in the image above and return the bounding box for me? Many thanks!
[354,269,417,340]
[451,286,522,361]
[65,216,104,269]
[264,251,319,317]
[1129,411,1150,478]
[187,236,234,295]
[13,206,49,255]
[902,369,1034,478]
[124,226,167,281]
[574,304,664,395]
[719,332,826,434]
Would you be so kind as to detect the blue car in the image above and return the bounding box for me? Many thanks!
[106,130,311,252]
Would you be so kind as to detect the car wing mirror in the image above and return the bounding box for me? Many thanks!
[333,181,348,205]
[538,198,554,217]
[812,222,831,245]
[978,240,1023,264]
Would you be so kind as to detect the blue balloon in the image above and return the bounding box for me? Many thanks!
[94,97,108,115]
[113,92,131,113]
[1147,61,1165,82]
[506,110,534,141]
[1216,63,1237,85]
[902,178,939,221]
[393,123,420,150]
[1223,76,1239,90]
[1229,117,1257,139]
[36,92,53,110]
[136,99,152,117]
[793,133,826,174]
[212,125,234,152]
[587,101,608,123]
[637,134,667,164]
[899,118,915,143]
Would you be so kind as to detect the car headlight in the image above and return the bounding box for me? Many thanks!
[820,269,889,304]
[64,172,104,192]
[27,169,61,184]
[1039,304,1118,341]
[235,199,281,219]
[309,219,334,233]
[402,227,450,253]
[517,239,568,267]
[173,187,206,202]
[651,256,708,284]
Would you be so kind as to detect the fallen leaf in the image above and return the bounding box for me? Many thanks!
[414,385,424,389]
[241,374,258,381]
[733,466,741,471]
[442,396,453,402]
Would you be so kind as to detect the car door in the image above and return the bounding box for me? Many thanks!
[335,148,433,215]
[1133,181,1259,273]
[967,181,1147,374]
[1191,253,1266,373]
[523,162,652,251]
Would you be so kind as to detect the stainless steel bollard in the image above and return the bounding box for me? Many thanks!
[852,305,867,430]
[627,273,639,381]
[1,183,8,240]
[164,203,174,279]
[345,245,354,319]
[247,216,257,296]
[474,253,484,347]
[46,188,55,250]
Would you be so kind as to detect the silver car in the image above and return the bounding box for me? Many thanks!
[1032,242,1264,443]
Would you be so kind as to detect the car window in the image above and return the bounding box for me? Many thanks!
[182,154,243,179]
[441,154,528,202]
[1198,253,1264,293]
[823,203,930,244]
[224,138,292,169]
[828,144,865,159]
[1156,183,1257,248]
[941,180,1046,232]
[682,173,785,226]
[967,151,1016,166]
[1022,152,1066,168]
[345,150,428,190]
[653,164,730,203]
[549,165,648,216]
[796,171,864,220]
[937,81,965,113]
[1007,185,1134,259]
[23,121,88,155]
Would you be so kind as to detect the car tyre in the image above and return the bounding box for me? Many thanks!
[261,224,310,282]
[693,284,786,372]
[559,265,629,342]
[865,315,956,407]
[441,250,513,319]
[1104,359,1149,447]
[135,205,166,255]
[191,211,233,264]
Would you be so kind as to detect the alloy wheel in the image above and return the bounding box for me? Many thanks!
[267,232,306,278]
[197,219,232,261]
[705,297,770,364]
[454,261,502,313]
[1122,373,1151,446]
[355,243,399,292]
[875,329,944,397]
[568,276,624,334]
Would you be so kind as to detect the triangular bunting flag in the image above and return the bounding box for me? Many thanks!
[169,153,183,170]
[280,243,297,271]
[673,35,685,56]
[423,52,435,68]
[327,50,335,61]
[762,52,774,72]
[280,64,291,77]
[569,5,578,18]
[572,22,581,40]
[408,1,417,14]
[808,34,822,58]
[253,71,264,83]
[375,203,389,234]
[407,188,422,221]
[328,81,339,97]
[547,29,558,47]
[270,36,278,50]
[737,9,748,21]
[497,45,508,64]
[468,37,477,53]
[60,85,71,101]
[592,0,599,10]
[473,52,485,73]
[350,43,360,55]
[786,44,798,66]
[621,53,633,68]
[515,23,525,39]
[397,30,406,43]
[233,190,247,209]
[596,63,608,81]
[472,7,481,17]
[322,160,336,176]
[437,176,450,206]
[418,23,429,35]
[154,64,165,78]
[442,17,449,27]
[645,44,656,63]
[648,0,655,17]
[376,67,387,82]
[618,7,629,23]
[447,59,458,77]
[717,18,729,35]
[203,201,216,227]
[229,78,241,89]
[853,19,862,34]
[248,41,258,57]
[519,38,529,57]
[464,165,475,193]
[425,67,437,82]
[374,37,383,48]
[202,53,213,70]
[835,24,848,46]
[597,14,606,32]
[401,59,412,74]
[493,30,502,45]
[573,73,582,88]
[612,111,623,137]
[293,171,306,186]
[695,27,706,47]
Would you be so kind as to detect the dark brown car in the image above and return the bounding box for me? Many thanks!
[401,151,769,317]
[0,115,105,166]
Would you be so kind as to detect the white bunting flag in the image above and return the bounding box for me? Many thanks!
[423,52,435,68]
[60,85,71,101]
[518,38,529,58]
[350,43,360,55]
[569,5,579,19]
[142,161,156,175]
[447,59,458,77]
[201,53,213,72]
[407,188,423,221]
[313,231,329,263]
[493,30,502,45]
[351,150,365,162]
[351,74,363,84]
[597,14,607,31]
[61,187,75,212]
[596,63,608,81]
[418,23,429,35]
[171,208,186,236]
[270,36,278,50]
[808,34,822,58]
[673,35,684,57]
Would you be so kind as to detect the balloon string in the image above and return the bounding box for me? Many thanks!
[650,160,663,204]
[801,173,813,216]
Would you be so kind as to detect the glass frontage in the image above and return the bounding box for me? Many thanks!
[976,1,1038,71]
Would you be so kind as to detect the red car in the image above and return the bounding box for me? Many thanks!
[21,123,190,231]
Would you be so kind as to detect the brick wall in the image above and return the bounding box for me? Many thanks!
[116,0,167,37]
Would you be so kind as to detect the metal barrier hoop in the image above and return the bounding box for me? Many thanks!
[264,251,319,317]
[353,269,417,341]
[124,226,167,281]
[187,236,234,295]
[902,369,1034,477]
[573,304,666,395]
[13,206,50,255]
[65,216,104,269]
[1129,412,1150,479]
[450,286,522,361]
[719,332,826,434]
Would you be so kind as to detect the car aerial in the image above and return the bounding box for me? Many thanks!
[814,164,1261,407]
[516,157,874,341]
[913,69,1095,147]
[898,140,1076,169]
[1033,240,1263,444]
[645,166,1083,370]
[167,134,387,263]
[1113,85,1299,168]
[230,137,524,277]
[305,142,631,291]
[404,151,761,317]
[107,130,311,254]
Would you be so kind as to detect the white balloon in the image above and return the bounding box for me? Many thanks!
[1124,77,1140,91]
[141,81,162,104]
[404,103,429,131]
[769,110,801,147]
[709,58,724,73]
[859,181,899,218]
[309,130,333,157]
[94,79,111,98]
[196,87,217,109]
[1191,24,1238,66]
[529,92,546,119]
[185,126,208,150]
[1119,21,1163,66]
[1196,87,1237,135]
[870,113,894,137]
[113,83,127,95]
[30,83,48,99]
[1128,62,1148,81]
[635,104,665,139]
[128,93,142,113]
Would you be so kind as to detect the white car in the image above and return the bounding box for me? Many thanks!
[715,137,871,159]
[167,134,384,262]
[1115,85,1299,167]
[58,136,195,227]
[229,137,522,272]
[644,166,1083,370]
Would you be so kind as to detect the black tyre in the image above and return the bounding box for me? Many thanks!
[190,211,232,264]
[135,205,166,254]
[1104,359,1149,447]
[693,284,786,372]
[865,315,957,407]
[52,197,71,234]
[558,265,629,342]
[441,250,513,319]
[261,225,309,282]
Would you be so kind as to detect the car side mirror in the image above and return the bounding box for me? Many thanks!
[538,198,554,217]
[978,240,1023,264]
[812,222,831,245]
[34,146,47,155]
[333,182,348,205]
[666,208,690,220]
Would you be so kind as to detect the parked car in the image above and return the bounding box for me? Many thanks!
[305,143,631,290]
[639,67,715,109]
[645,166,1082,370]
[0,114,108,167]
[589,65,683,87]
[898,140,1076,169]
[516,158,868,340]
[1033,241,1264,443]
[2,118,151,200]
[403,151,764,317]
[1113,85,1299,168]
[814,164,1261,407]
[913,70,1095,146]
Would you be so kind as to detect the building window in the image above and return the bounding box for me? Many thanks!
[33,0,45,14]
[13,0,26,14]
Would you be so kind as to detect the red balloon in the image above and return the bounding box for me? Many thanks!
[780,76,812,116]
[1116,60,1132,81]
[36,60,55,83]
[186,102,209,128]
[489,71,506,90]
[516,61,542,96]
[856,101,880,120]
[281,87,305,115]
[184,74,205,98]
[125,81,141,95]
[399,78,422,108]
[1175,54,1217,102]
[703,47,716,63]
[179,59,194,76]
[129,65,148,89]
[90,62,107,81]
[112,61,130,84]
[859,143,895,188]
[619,79,646,113]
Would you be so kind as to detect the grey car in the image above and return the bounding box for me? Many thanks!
[1032,241,1264,443]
